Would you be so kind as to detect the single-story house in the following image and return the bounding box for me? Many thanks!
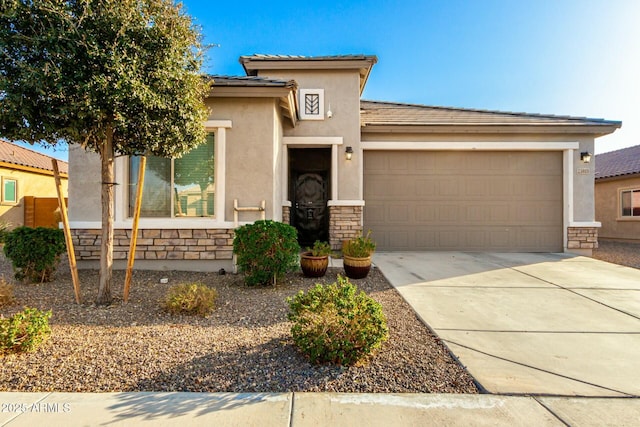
[0,139,68,229]
[68,54,621,271]
[595,145,640,242]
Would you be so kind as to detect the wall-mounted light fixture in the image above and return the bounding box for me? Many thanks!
[326,104,333,119]
[345,146,353,161]
[580,151,592,163]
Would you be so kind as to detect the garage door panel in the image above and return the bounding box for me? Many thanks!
[364,151,563,252]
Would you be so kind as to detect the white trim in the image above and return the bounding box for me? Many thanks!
[204,120,232,129]
[331,145,338,200]
[361,141,580,150]
[281,147,289,207]
[328,200,365,207]
[282,201,292,208]
[283,136,343,146]
[569,221,601,227]
[212,127,227,221]
[563,149,573,251]
[70,220,239,229]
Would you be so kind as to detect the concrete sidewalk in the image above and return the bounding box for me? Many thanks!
[2,391,640,426]
[373,252,640,397]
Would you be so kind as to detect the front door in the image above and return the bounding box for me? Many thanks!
[289,148,331,247]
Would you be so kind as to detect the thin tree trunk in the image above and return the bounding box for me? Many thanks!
[96,124,115,305]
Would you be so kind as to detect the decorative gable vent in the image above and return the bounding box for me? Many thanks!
[299,89,324,120]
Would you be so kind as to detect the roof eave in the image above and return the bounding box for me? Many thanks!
[360,123,622,135]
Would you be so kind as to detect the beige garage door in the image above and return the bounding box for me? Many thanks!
[364,151,563,251]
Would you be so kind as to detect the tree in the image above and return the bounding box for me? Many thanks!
[0,0,210,304]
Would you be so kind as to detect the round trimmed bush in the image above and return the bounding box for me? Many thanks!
[3,226,66,283]
[233,220,300,286]
[287,275,389,366]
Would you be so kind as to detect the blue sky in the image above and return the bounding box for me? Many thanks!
[16,0,639,160]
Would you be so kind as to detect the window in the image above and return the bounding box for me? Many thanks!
[621,188,640,217]
[299,89,325,120]
[129,133,215,218]
[2,178,17,204]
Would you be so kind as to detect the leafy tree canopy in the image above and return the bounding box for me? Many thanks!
[0,0,210,157]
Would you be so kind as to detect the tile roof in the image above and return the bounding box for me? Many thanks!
[595,144,640,180]
[0,139,68,174]
[209,75,297,88]
[240,54,377,62]
[360,100,622,128]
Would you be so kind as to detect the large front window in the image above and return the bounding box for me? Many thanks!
[621,188,640,217]
[129,133,215,218]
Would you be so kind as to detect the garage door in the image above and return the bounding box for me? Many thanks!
[364,151,563,251]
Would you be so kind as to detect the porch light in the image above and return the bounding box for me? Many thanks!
[345,146,353,160]
[580,151,592,163]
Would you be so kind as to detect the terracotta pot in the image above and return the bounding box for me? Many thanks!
[300,252,329,278]
[343,254,372,279]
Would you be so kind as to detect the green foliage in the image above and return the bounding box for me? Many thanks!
[0,0,209,157]
[307,240,333,257]
[3,227,66,283]
[163,283,217,317]
[0,307,52,354]
[287,276,388,366]
[0,279,15,307]
[1,0,210,303]
[233,220,300,286]
[343,231,376,258]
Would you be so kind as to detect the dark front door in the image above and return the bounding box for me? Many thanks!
[289,148,331,247]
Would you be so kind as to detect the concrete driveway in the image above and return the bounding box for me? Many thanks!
[373,252,640,396]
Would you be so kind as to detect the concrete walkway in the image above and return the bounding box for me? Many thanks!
[3,391,640,426]
[373,252,640,397]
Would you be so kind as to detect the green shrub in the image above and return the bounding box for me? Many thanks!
[287,275,389,366]
[233,220,300,286]
[0,279,15,307]
[0,307,52,354]
[3,226,66,283]
[163,283,217,317]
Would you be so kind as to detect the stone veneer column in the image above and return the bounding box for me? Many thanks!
[328,205,363,250]
[567,227,599,251]
[282,205,290,225]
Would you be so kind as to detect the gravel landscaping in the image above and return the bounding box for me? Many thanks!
[0,258,479,394]
[593,239,640,269]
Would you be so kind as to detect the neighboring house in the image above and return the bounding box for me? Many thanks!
[0,139,68,229]
[595,145,640,242]
[68,54,621,271]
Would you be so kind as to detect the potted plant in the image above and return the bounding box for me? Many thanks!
[342,231,376,279]
[300,240,333,278]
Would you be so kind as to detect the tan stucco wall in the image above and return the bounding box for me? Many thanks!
[259,69,363,201]
[206,97,281,221]
[361,131,598,223]
[595,175,640,241]
[0,166,68,228]
[68,145,102,222]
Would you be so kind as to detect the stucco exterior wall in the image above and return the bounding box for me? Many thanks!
[0,166,68,228]
[595,175,640,241]
[210,97,279,222]
[260,69,363,201]
[68,145,102,222]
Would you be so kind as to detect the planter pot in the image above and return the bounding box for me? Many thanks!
[300,252,329,278]
[343,254,372,279]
